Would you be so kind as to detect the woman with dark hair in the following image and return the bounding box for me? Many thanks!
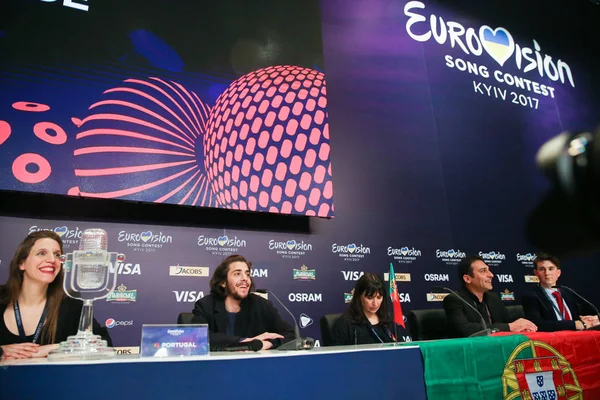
[0,231,111,360]
[331,273,410,345]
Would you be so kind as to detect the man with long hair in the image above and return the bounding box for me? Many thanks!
[191,254,294,350]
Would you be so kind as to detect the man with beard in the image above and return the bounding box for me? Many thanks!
[443,255,537,337]
[191,255,295,350]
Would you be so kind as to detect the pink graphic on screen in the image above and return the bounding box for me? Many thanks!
[203,65,332,216]
[73,76,215,206]
[6,101,57,185]
[1,65,334,217]
[0,120,10,145]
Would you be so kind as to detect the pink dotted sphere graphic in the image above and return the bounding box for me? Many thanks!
[204,65,333,216]
[72,77,214,206]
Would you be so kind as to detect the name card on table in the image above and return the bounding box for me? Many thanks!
[140,324,209,357]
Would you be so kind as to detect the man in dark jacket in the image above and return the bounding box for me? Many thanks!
[443,255,537,337]
[191,254,295,350]
[522,252,599,332]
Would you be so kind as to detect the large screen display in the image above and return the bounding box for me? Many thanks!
[0,0,334,217]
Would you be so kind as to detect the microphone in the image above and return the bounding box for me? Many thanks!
[224,339,263,352]
[554,285,600,319]
[433,286,492,337]
[74,229,110,291]
[255,289,314,351]
[49,228,123,360]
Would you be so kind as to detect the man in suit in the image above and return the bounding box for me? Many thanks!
[444,255,537,337]
[522,252,599,332]
[191,254,295,350]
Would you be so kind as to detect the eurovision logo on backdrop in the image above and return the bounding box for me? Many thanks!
[117,230,173,253]
[28,224,84,249]
[517,253,537,268]
[403,1,576,110]
[387,246,422,264]
[332,242,371,262]
[479,251,507,267]
[502,340,582,400]
[435,249,466,266]
[269,239,313,260]
[197,234,247,257]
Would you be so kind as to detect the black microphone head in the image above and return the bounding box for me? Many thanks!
[249,339,263,352]
[255,289,268,294]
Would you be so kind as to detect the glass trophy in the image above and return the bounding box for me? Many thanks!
[48,228,125,361]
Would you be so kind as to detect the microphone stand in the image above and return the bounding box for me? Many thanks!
[255,290,314,351]
[434,286,492,337]
[556,285,600,320]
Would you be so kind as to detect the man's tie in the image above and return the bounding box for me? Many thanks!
[552,290,572,321]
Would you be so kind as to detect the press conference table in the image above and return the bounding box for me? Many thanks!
[0,344,427,400]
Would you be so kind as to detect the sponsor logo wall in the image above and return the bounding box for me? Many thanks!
[0,216,538,345]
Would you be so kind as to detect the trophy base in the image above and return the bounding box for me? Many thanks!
[48,334,116,361]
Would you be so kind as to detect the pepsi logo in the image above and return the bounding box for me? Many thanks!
[105,318,133,328]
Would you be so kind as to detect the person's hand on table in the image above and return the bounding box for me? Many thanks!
[581,315,600,328]
[509,318,537,332]
[240,332,284,350]
[31,344,59,358]
[0,343,39,360]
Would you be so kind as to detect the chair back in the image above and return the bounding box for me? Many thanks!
[319,313,342,346]
[406,309,448,341]
[177,312,194,325]
[507,305,524,321]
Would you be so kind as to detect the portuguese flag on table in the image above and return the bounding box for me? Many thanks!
[389,263,405,328]
[414,331,600,399]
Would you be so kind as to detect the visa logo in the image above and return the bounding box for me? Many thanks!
[341,271,364,281]
[173,291,204,303]
[497,274,513,283]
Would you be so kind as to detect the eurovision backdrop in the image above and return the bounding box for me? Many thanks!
[2,0,600,351]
